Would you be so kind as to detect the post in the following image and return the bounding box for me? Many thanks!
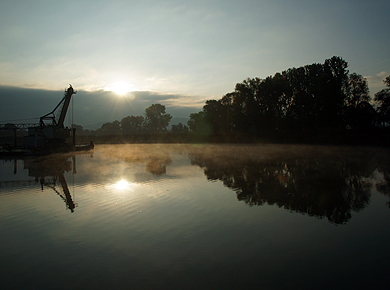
[14,128,17,147]
[72,128,76,148]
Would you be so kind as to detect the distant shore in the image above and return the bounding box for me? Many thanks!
[2,127,389,148]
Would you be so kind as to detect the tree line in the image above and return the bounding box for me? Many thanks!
[75,103,184,136]
[188,56,389,137]
[76,56,390,144]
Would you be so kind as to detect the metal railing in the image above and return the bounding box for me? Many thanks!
[0,123,38,130]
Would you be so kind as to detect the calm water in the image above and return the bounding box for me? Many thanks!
[1,144,390,290]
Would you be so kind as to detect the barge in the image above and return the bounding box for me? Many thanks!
[0,85,93,156]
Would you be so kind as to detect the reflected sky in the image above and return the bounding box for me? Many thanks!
[1,144,390,221]
[1,144,390,289]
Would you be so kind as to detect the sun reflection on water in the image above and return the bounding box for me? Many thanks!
[112,179,135,191]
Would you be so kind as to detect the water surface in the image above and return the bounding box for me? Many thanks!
[1,144,389,289]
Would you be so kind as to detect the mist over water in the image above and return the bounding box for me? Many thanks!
[1,144,389,289]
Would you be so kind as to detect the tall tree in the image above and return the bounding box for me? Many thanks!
[231,77,262,134]
[121,115,144,134]
[187,111,211,135]
[99,120,121,135]
[323,56,349,128]
[257,73,289,131]
[203,99,230,134]
[343,73,374,129]
[284,66,317,130]
[144,104,172,132]
[344,73,370,107]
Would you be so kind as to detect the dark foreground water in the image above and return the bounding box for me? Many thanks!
[1,144,390,290]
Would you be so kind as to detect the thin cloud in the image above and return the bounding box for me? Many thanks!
[0,86,202,127]
[365,71,389,95]
[132,91,207,107]
[365,71,389,86]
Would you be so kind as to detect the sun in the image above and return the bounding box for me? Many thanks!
[105,82,136,95]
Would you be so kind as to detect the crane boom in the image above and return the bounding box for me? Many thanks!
[39,85,76,127]
[23,85,77,150]
[57,85,76,127]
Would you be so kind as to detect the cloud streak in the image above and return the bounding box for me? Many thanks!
[365,71,389,95]
[0,86,202,128]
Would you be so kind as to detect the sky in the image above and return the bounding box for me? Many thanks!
[1,0,389,128]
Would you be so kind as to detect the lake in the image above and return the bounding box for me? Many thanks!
[1,144,390,290]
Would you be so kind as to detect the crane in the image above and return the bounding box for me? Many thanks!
[24,85,77,151]
[39,84,76,128]
[1,84,93,155]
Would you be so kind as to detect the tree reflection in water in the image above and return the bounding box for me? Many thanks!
[376,166,390,208]
[99,144,173,176]
[66,144,389,224]
[188,145,390,225]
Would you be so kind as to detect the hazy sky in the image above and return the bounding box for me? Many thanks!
[1,0,389,126]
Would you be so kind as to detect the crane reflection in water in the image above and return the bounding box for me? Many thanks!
[6,154,80,212]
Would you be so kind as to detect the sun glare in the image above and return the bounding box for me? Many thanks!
[107,179,138,193]
[114,179,130,190]
[105,82,136,95]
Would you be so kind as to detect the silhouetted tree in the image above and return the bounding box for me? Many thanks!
[202,99,231,134]
[257,73,290,131]
[98,120,121,135]
[323,57,347,126]
[171,123,189,134]
[231,78,262,134]
[343,73,375,129]
[344,73,370,107]
[187,111,211,135]
[374,75,390,126]
[71,124,89,135]
[144,104,172,132]
[121,115,144,134]
[284,66,315,130]
[193,56,380,140]
[219,92,235,132]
